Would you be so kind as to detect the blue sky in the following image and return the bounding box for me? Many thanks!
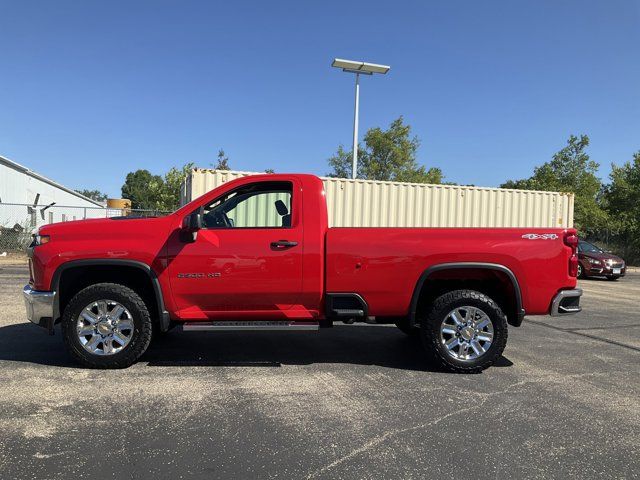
[1,0,639,197]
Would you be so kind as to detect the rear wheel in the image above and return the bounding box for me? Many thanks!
[577,263,584,278]
[61,283,153,368]
[419,289,508,373]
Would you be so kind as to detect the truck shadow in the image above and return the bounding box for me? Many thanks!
[0,322,513,372]
[579,276,622,282]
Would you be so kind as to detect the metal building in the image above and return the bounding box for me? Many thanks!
[0,154,105,229]
[181,168,574,229]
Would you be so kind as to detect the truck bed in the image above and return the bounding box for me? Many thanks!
[325,227,576,317]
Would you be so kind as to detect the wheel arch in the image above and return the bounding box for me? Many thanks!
[409,262,525,328]
[52,259,170,332]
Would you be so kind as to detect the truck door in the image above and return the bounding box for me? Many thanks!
[167,180,303,318]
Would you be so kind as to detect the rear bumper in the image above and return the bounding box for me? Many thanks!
[550,288,582,316]
[23,285,56,332]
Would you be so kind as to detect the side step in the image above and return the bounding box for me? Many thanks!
[182,321,319,332]
[325,293,368,319]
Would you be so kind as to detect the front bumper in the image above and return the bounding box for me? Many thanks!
[23,285,56,333]
[603,265,626,277]
[550,288,582,316]
[586,263,626,277]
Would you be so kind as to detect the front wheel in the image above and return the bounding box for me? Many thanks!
[419,289,508,373]
[61,283,153,368]
[606,276,619,281]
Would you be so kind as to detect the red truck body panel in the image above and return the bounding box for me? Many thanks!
[31,173,577,324]
[325,227,576,316]
[165,174,327,320]
[30,216,177,312]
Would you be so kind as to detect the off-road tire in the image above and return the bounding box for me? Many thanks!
[420,289,508,373]
[61,283,153,368]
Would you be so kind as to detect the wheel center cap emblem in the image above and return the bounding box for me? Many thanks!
[461,327,475,341]
[97,322,111,335]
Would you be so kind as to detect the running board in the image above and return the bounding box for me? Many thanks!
[331,309,364,317]
[182,321,319,332]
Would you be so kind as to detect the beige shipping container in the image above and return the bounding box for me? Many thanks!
[181,169,574,228]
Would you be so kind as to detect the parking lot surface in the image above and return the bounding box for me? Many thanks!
[0,263,638,479]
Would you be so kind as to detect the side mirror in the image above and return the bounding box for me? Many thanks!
[181,212,203,232]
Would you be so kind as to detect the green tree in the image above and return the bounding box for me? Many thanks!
[500,135,608,235]
[602,152,640,262]
[122,163,196,211]
[327,116,443,184]
[75,189,108,203]
[160,162,195,211]
[121,170,165,210]
[213,149,230,170]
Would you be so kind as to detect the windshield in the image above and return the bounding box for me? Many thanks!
[579,241,603,254]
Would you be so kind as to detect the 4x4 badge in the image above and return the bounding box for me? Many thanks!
[521,233,558,240]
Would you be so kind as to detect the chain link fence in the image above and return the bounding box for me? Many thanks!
[0,203,170,253]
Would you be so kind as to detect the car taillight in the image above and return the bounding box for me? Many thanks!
[564,232,579,277]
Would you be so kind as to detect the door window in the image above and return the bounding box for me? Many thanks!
[201,181,293,229]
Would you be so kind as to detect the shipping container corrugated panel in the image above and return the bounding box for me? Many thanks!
[181,169,574,228]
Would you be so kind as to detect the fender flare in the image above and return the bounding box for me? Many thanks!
[408,262,525,327]
[51,259,171,332]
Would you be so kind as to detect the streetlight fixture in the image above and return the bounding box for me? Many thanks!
[331,58,391,179]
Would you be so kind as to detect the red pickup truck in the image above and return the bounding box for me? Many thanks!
[23,174,582,372]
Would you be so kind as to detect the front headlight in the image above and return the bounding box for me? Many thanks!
[587,258,601,265]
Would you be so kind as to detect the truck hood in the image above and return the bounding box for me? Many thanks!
[29,215,176,291]
[39,215,173,239]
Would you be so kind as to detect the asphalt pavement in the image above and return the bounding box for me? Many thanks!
[0,263,638,479]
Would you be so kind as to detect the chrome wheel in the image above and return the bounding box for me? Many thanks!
[76,300,134,356]
[440,306,493,361]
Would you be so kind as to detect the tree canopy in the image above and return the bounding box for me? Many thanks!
[75,189,108,203]
[327,116,443,184]
[121,164,196,212]
[121,150,230,211]
[159,162,195,210]
[121,170,165,210]
[500,135,608,235]
[121,165,194,212]
[602,152,640,260]
[213,149,230,170]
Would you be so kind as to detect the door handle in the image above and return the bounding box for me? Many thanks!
[271,240,298,249]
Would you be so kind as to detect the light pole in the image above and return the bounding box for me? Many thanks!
[331,58,390,179]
